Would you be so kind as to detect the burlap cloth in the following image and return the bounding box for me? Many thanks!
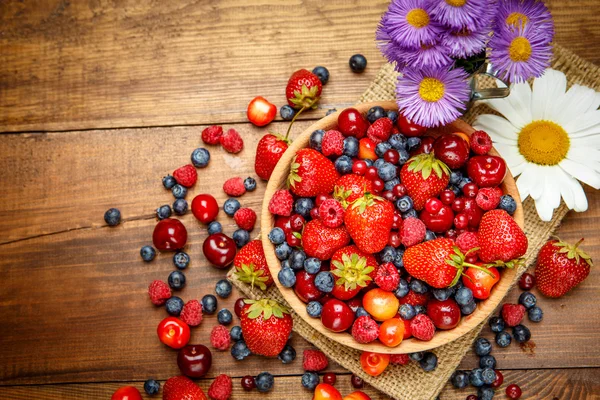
[229,44,600,400]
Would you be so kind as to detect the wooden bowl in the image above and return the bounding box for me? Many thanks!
[261,101,524,354]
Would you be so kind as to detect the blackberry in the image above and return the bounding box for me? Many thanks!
[294,198,314,219]
[172,184,187,199]
[104,208,121,226]
[278,344,296,364]
[280,105,296,121]
[165,296,184,316]
[217,309,233,325]
[268,227,285,245]
[173,198,188,215]
[207,221,222,235]
[173,251,190,269]
[140,245,156,262]
[156,205,172,220]
[201,294,218,314]
[233,229,250,248]
[309,129,325,152]
[312,66,330,85]
[162,175,177,189]
[191,148,210,168]
[306,301,323,317]
[244,177,257,191]
[349,54,367,73]
[367,106,386,123]
[168,271,186,290]
[223,198,241,216]
[343,137,359,157]
[230,326,243,341]
[215,279,232,298]
[315,271,334,293]
[278,267,296,288]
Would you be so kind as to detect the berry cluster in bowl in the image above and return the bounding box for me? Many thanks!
[266,105,527,348]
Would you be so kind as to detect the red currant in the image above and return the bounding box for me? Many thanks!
[310,207,320,220]
[518,273,536,290]
[241,375,256,391]
[425,198,443,214]
[352,160,367,175]
[462,182,479,198]
[452,197,466,212]
[491,370,504,388]
[382,190,397,202]
[365,166,379,181]
[177,344,212,378]
[384,149,400,164]
[289,214,305,232]
[445,229,458,240]
[323,373,336,385]
[350,374,364,389]
[506,384,522,399]
[440,189,456,205]
[392,212,402,230]
[466,396,478,400]
[463,198,483,227]
[454,213,469,229]
[371,178,384,193]
[392,183,407,197]
[389,231,401,248]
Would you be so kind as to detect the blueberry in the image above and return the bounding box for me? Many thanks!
[481,368,496,385]
[470,368,485,387]
[281,258,291,270]
[268,227,286,245]
[156,205,172,220]
[399,304,416,320]
[461,299,477,315]
[233,229,250,248]
[301,372,320,390]
[478,386,495,400]
[325,108,337,116]
[335,155,353,174]
[172,199,188,215]
[280,105,296,121]
[396,195,414,212]
[191,148,210,168]
[165,296,184,316]
[375,142,393,158]
[420,352,438,372]
[387,110,399,124]
[512,324,531,343]
[173,251,190,269]
[402,209,419,219]
[498,194,517,215]
[528,306,543,322]
[425,230,437,241]
[393,249,405,269]
[104,208,121,226]
[144,379,160,395]
[414,305,427,315]
[312,66,330,85]
[384,177,401,191]
[168,271,186,290]
[162,175,177,189]
[379,246,397,263]
[377,162,397,181]
[172,184,187,199]
[304,257,322,274]
[140,245,156,262]
[278,344,296,364]
[397,148,410,165]
[449,170,463,185]
[224,198,241,216]
[458,177,472,190]
[275,242,293,260]
[407,137,421,152]
[374,158,385,169]
[409,352,424,361]
[455,286,474,306]
[388,133,407,150]
[343,137,359,157]
[290,249,307,271]
[309,129,325,152]
[230,326,243,341]
[450,370,470,389]
[355,306,370,318]
[306,301,323,317]
[201,294,218,314]
[479,354,496,369]
[433,287,452,301]
[244,177,257,192]
[215,279,232,298]
[208,221,222,235]
[217,309,233,325]
[495,331,512,347]
[231,340,251,360]
[349,54,367,73]
[395,279,410,298]
[364,159,374,167]
[367,106,386,123]
[315,271,334,293]
[474,338,492,356]
[294,198,314,219]
[255,372,274,392]
[519,291,537,309]
[278,267,296,288]
[410,279,428,294]
[488,316,505,333]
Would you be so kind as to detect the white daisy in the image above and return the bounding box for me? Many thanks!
[473,68,600,221]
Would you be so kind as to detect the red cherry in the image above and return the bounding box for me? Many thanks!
[323,372,337,385]
[506,384,522,399]
[234,298,246,318]
[392,183,407,197]
[365,166,379,181]
[420,205,454,233]
[310,207,320,220]
[454,213,468,229]
[241,375,256,391]
[425,198,443,214]
[294,270,324,303]
[412,136,435,155]
[371,178,384,193]
[440,189,456,205]
[247,96,277,127]
[382,190,397,202]
[191,194,219,223]
[153,218,188,251]
[289,214,305,232]
[491,370,504,388]
[462,182,479,198]
[203,233,236,268]
[426,299,461,330]
[352,160,368,175]
[466,155,507,187]
[157,317,190,349]
[338,108,369,138]
[321,299,354,332]
[384,149,400,164]
[177,344,212,378]
[398,113,427,137]
[463,198,483,227]
[358,138,378,160]
[518,273,536,290]
[111,386,142,400]
[432,134,470,169]
[389,231,401,247]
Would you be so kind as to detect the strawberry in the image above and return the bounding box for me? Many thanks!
[255,134,290,181]
[399,290,429,307]
[343,193,394,254]
[233,240,273,291]
[400,153,450,210]
[302,219,351,260]
[330,245,377,300]
[333,174,373,208]
[286,69,322,110]
[478,209,528,265]
[535,238,592,298]
[163,376,207,400]
[240,299,293,357]
[366,117,393,144]
[288,148,339,197]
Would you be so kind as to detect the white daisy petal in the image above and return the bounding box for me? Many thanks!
[553,169,576,210]
[571,135,600,147]
[563,110,600,135]
[587,92,600,112]
[553,85,598,125]
[542,167,562,210]
[506,81,533,123]
[560,158,600,189]
[485,94,529,129]
[567,147,600,172]
[534,195,555,221]
[493,142,526,170]
[531,69,567,121]
[570,179,589,212]
[509,161,527,177]
[516,165,538,200]
[473,114,519,142]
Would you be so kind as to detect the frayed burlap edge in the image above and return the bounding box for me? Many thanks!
[229,44,600,400]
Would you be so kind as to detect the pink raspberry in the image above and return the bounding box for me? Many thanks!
[220,128,244,153]
[351,316,379,344]
[180,299,203,326]
[318,198,344,228]
[173,164,198,188]
[202,125,224,145]
[303,349,328,372]
[502,304,526,327]
[268,189,293,216]
[321,130,344,157]
[470,130,493,155]
[148,280,171,306]
[390,354,411,365]
[476,187,502,210]
[410,314,436,341]
[234,207,257,231]
[223,177,246,197]
[367,117,393,144]
[456,231,479,256]
[208,374,233,400]
[210,325,231,350]
[375,262,400,291]
[400,217,426,247]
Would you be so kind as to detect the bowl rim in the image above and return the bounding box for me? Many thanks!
[261,101,525,354]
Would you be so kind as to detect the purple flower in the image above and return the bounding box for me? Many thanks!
[396,65,471,127]
[395,41,455,69]
[489,24,552,83]
[441,26,488,58]
[430,0,494,31]
[380,0,444,48]
[495,0,554,43]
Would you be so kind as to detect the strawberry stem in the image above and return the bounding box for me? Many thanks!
[285,106,307,140]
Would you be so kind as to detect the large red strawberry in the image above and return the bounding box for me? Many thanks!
[255,134,290,181]
[163,376,207,400]
[400,153,450,210]
[343,193,394,254]
[286,69,322,109]
[233,240,273,291]
[333,174,374,208]
[302,219,351,260]
[330,245,377,300]
[288,148,339,197]
[535,238,592,298]
[240,299,293,357]
[478,209,528,264]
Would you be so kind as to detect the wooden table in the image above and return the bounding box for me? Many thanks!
[1,1,599,399]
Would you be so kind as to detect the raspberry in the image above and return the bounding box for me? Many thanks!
[318,198,344,228]
[220,128,244,153]
[173,164,198,188]
[351,316,379,344]
[456,231,479,256]
[303,349,328,372]
[476,187,502,210]
[367,117,393,144]
[501,303,526,327]
[202,125,224,145]
[400,217,426,247]
[321,130,344,157]
[148,280,171,306]
[401,290,429,307]
[180,299,203,326]
[268,189,293,216]
[234,208,257,231]
[410,314,435,341]
[375,262,400,291]
[470,130,493,155]
[223,177,246,197]
[390,354,410,365]
[208,374,233,400]
[210,324,231,350]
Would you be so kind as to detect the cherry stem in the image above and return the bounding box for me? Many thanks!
[574,238,585,249]
[285,106,307,140]
[463,262,494,276]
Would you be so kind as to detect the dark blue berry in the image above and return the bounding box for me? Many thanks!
[396,195,414,212]
[399,303,415,320]
[278,344,296,364]
[425,230,437,241]
[374,158,385,169]
[163,175,177,189]
[449,170,463,185]
[519,291,537,309]
[294,198,314,219]
[377,162,397,181]
[208,221,222,235]
[144,379,161,395]
[420,352,438,372]
[479,354,496,369]
[488,316,505,333]
[223,198,241,216]
[409,352,424,361]
[281,258,291,270]
[388,133,407,150]
[407,137,421,152]
[165,296,184,316]
[410,279,428,294]
[306,301,322,317]
[474,338,492,356]
[470,368,485,387]
[304,257,322,274]
[168,271,186,290]
[349,54,367,73]
[458,177,472,190]
[495,331,512,347]
[218,309,233,325]
[402,209,419,219]
[140,245,156,262]
[191,148,210,168]
[414,305,427,315]
[104,208,121,226]
[173,251,190,269]
[355,307,370,318]
[301,372,319,390]
[364,159,374,167]
[343,137,359,157]
[201,294,217,314]
[397,148,410,165]
[268,227,285,245]
[379,246,397,263]
[233,229,250,248]
[367,106,386,123]
[384,177,401,192]
[275,243,293,260]
[173,198,188,215]
[461,299,477,315]
[230,326,243,341]
[455,287,474,306]
[172,184,187,199]
[244,177,257,191]
[393,249,405,269]
[387,110,399,124]
[290,249,307,271]
[448,184,461,197]
[255,372,274,392]
[315,271,334,293]
[231,340,251,360]
[498,194,517,215]
[215,279,232,298]
[512,324,531,343]
[375,142,393,158]
[278,267,296,288]
[280,105,296,121]
[528,306,543,322]
[451,371,470,389]
[335,155,353,174]
[156,205,172,220]
[326,108,337,116]
[478,386,495,400]
[433,287,452,301]
[309,129,325,152]
[312,66,330,85]
[481,368,496,385]
[395,279,409,298]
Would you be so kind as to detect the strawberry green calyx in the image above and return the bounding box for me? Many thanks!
[287,157,302,188]
[234,263,269,291]
[289,84,320,110]
[243,299,290,320]
[407,152,451,180]
[485,258,525,270]
[269,132,292,145]
[446,246,493,287]
[349,192,384,214]
[331,253,374,290]
[553,238,593,267]
[333,185,353,209]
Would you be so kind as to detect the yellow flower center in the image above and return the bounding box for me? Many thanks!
[506,12,529,29]
[406,8,430,28]
[446,0,467,7]
[419,77,445,102]
[509,36,532,62]
[518,120,570,165]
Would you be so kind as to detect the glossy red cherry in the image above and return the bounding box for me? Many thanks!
[412,136,435,155]
[440,189,456,205]
[371,178,384,193]
[398,113,427,137]
[177,344,212,378]
[294,270,324,303]
[191,194,219,223]
[491,370,504,388]
[358,138,377,160]
[383,149,400,164]
[152,218,188,251]
[241,375,256,391]
[420,205,454,233]
[203,233,236,268]
[323,372,337,385]
[352,160,368,175]
[466,155,507,187]
[426,299,461,330]
[519,273,536,290]
[157,317,190,349]
[234,298,247,318]
[365,166,379,181]
[111,386,142,400]
[338,108,369,138]
[425,198,443,214]
[506,384,522,399]
[433,134,470,169]
[392,183,407,197]
[321,299,354,332]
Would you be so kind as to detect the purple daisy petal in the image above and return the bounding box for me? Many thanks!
[395,41,455,69]
[396,65,471,127]
[430,0,495,31]
[441,26,489,58]
[495,0,554,43]
[382,0,444,48]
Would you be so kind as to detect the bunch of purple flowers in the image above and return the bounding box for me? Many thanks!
[377,0,554,127]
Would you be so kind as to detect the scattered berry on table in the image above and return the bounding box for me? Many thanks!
[351,374,364,389]
[301,372,320,390]
[171,184,187,199]
[498,194,517,215]
[478,386,495,400]
[410,314,435,341]
[234,208,257,231]
[191,148,210,168]
[528,305,543,322]
[143,379,160,395]
[306,301,323,317]
[173,198,188,215]
[502,304,526,327]
[247,96,277,127]
[268,227,285,244]
[208,374,233,400]
[180,299,203,326]
[163,175,177,189]
[104,208,121,226]
[223,177,246,197]
[491,369,504,388]
[518,272,536,290]
[474,338,492,356]
[156,204,172,220]
[168,271,186,290]
[349,54,367,72]
[280,104,296,121]
[309,129,325,152]
[231,340,251,360]
[469,368,485,387]
[172,251,190,269]
[278,267,296,288]
[314,271,335,293]
[173,164,197,188]
[466,395,478,400]
[202,125,224,145]
[140,245,156,262]
[208,221,222,235]
[223,198,241,216]
[450,370,470,389]
[367,106,386,124]
[518,292,537,309]
[233,229,250,248]
[218,308,233,325]
[148,280,171,306]
[255,372,274,393]
[278,344,296,364]
[351,315,379,344]
[506,383,522,399]
[495,331,512,347]
[312,66,330,85]
[241,375,256,391]
[323,372,336,386]
[268,189,294,216]
[243,177,257,191]
[165,296,184,316]
[215,279,232,298]
[230,326,243,342]
[419,352,438,372]
[303,349,328,372]
[488,316,505,333]
[479,354,497,369]
[220,128,244,153]
[202,294,218,314]
[512,324,531,343]
[210,325,231,351]
[285,68,322,109]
